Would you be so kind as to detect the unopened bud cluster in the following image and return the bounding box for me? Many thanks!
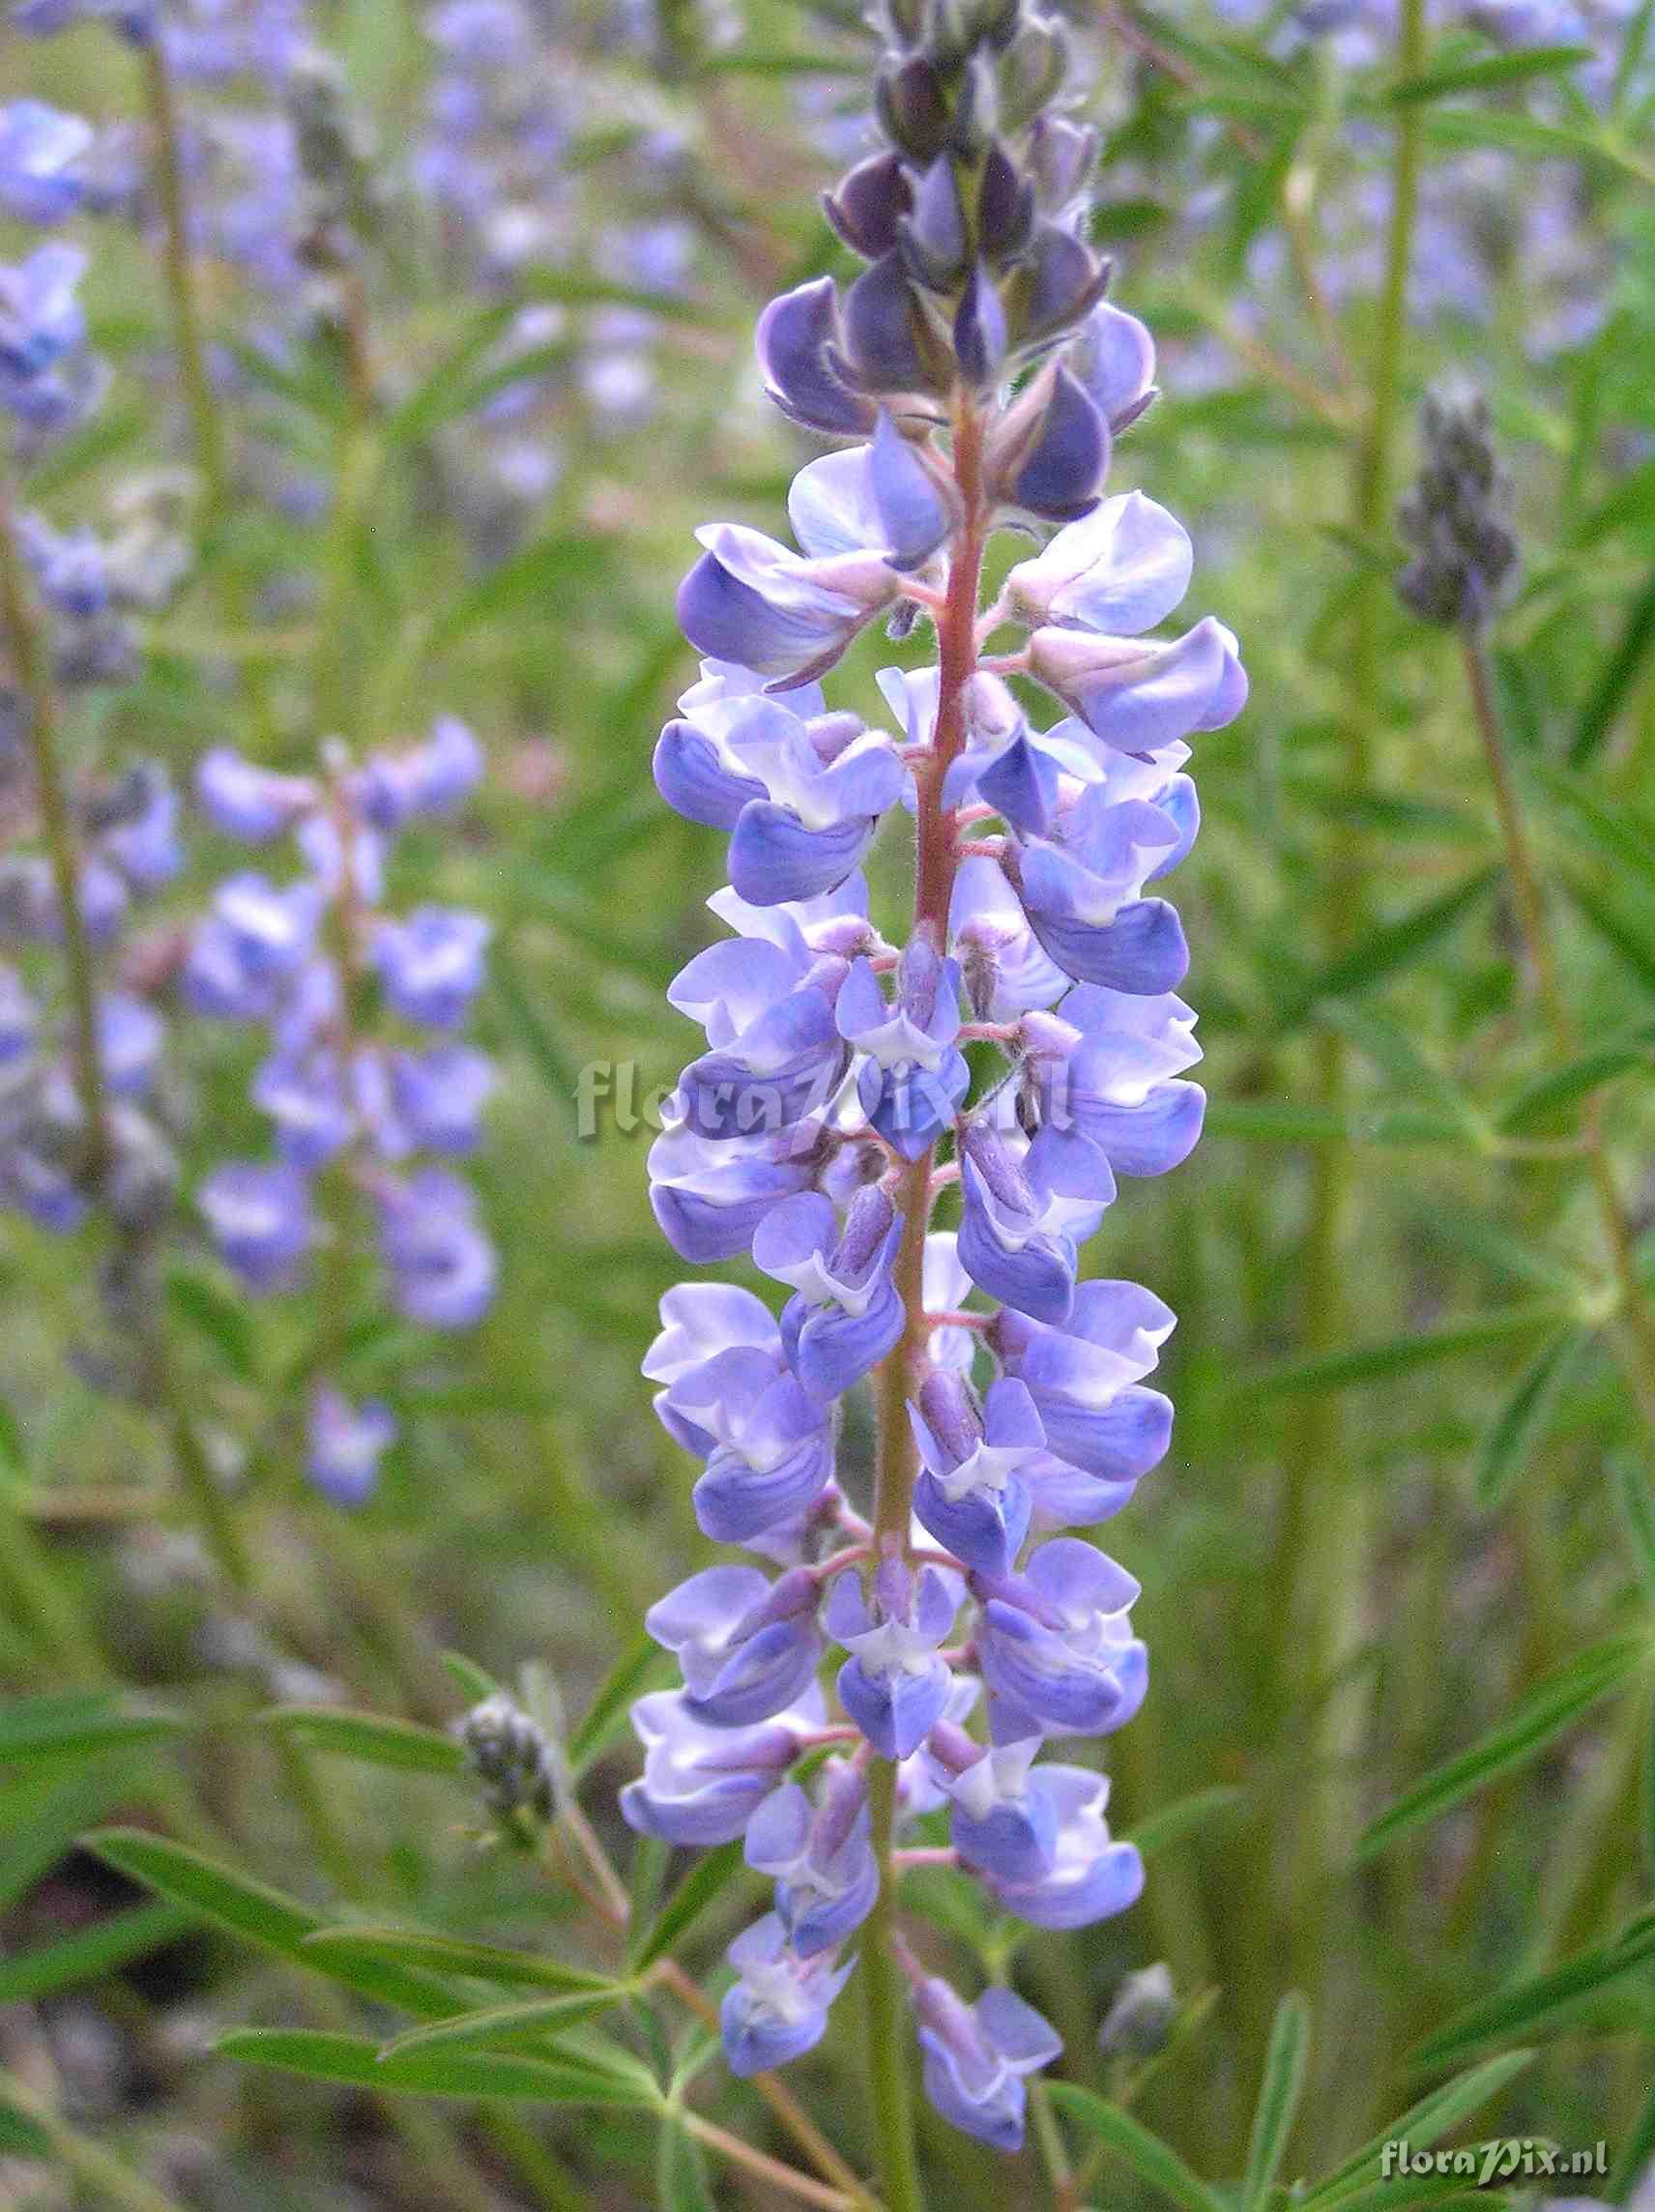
[1397,380,1520,630]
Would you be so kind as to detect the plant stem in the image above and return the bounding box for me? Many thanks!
[140,42,230,519]
[1461,626,1655,1443]
[682,2111,861,2211]
[0,483,110,1189]
[861,399,988,2212]
[0,2069,194,2212]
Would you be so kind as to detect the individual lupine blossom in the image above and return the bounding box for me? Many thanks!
[0,764,183,1235]
[624,0,1243,2153]
[187,717,495,1503]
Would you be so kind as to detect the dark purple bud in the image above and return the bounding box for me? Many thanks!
[842,251,944,396]
[954,264,1007,391]
[1008,224,1110,349]
[824,151,914,262]
[946,53,997,159]
[756,278,878,437]
[1027,115,1098,213]
[1007,366,1107,521]
[918,1366,980,1467]
[877,56,951,163]
[976,140,1035,261]
[835,1181,897,1277]
[901,158,968,288]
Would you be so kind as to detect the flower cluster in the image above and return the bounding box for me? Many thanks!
[187,718,495,1502]
[624,0,1243,2154]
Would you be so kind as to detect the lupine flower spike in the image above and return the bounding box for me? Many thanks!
[624,0,1244,2169]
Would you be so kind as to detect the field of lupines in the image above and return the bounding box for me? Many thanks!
[1,0,1653,2203]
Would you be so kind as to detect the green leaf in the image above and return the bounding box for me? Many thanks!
[84,1829,457,2019]
[1243,1301,1567,1399]
[1303,2050,1534,2207]
[262,1705,465,1778]
[1413,1909,1655,2064]
[1473,1330,1590,1509]
[1526,761,1655,900]
[0,1900,192,2004]
[516,267,720,328]
[1609,2075,1655,2200]
[1612,1451,1655,1606]
[628,1842,747,1975]
[1205,1099,1352,1145]
[430,534,622,653]
[1243,1993,1310,2210]
[163,1267,262,1382]
[1388,44,1591,101]
[1280,865,1502,1028]
[1321,1003,1480,1132]
[441,1650,501,1706]
[0,1695,191,1767]
[217,2028,659,2108]
[567,1633,672,1780]
[1495,1039,1653,1134]
[656,2116,718,2212]
[381,1988,629,2062]
[491,943,577,1100]
[1045,2081,1228,2212]
[301,1928,615,1995]
[1570,568,1655,766]
[1355,1635,1650,1861]
[1560,872,1655,996]
[1127,1785,1245,1859]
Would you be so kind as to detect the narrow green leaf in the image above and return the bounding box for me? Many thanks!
[567,1633,672,1780]
[1128,1785,1245,1859]
[1570,568,1655,766]
[1280,865,1502,1027]
[1526,761,1655,899]
[302,1928,615,1995]
[628,1842,747,1975]
[262,1705,465,1778]
[1045,2081,1228,2212]
[656,2116,718,2212]
[430,534,620,652]
[1560,873,1655,996]
[1321,1003,1479,1131]
[1612,1451,1655,1606]
[163,1268,262,1382]
[1609,2075,1655,2200]
[1388,44,1591,101]
[1495,1039,1653,1134]
[1244,1993,1311,2210]
[1473,1330,1590,1509]
[1303,2050,1534,2207]
[1205,1099,1351,1145]
[516,268,720,328]
[0,1900,192,2004]
[491,944,577,1100]
[84,1829,456,2019]
[217,2028,659,2108]
[1355,1635,1649,1861]
[1413,1911,1655,2064]
[381,1988,627,2061]
[441,1650,501,1706]
[1243,1301,1566,1399]
[0,1697,190,1767]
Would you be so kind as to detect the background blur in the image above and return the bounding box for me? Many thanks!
[3,0,1655,2202]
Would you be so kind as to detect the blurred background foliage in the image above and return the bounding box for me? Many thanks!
[3,0,1655,2202]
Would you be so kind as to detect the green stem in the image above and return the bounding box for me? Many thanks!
[0,2069,194,2212]
[863,1757,925,2212]
[140,42,230,519]
[1460,627,1655,1443]
[0,483,110,1188]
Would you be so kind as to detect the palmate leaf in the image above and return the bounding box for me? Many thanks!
[1354,1634,1650,1862]
[1412,1908,1655,2064]
[1302,2050,1534,2207]
[1243,1993,1311,2210]
[1472,1329,1591,1509]
[1495,1036,1654,1135]
[217,2028,659,2108]
[380,1988,632,2062]
[1045,2081,1228,2212]
[1320,1003,1481,1134]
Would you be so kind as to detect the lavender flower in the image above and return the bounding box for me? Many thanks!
[624,0,1241,2137]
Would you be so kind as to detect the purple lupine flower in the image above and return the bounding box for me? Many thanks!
[754,1186,905,1401]
[978,1766,1145,1929]
[911,1372,1044,1577]
[654,663,905,907]
[14,0,159,42]
[0,102,93,224]
[621,1689,825,1847]
[183,874,323,1020]
[375,1166,496,1328]
[388,1043,494,1154]
[745,1761,878,1956]
[914,1978,1062,2152]
[198,1160,312,1290]
[373,906,490,1030]
[353,715,483,829]
[646,1563,823,1727]
[719,1912,856,2075]
[197,747,318,840]
[827,1557,958,1758]
[625,0,1235,2133]
[0,243,88,383]
[306,1384,396,1506]
[976,1538,1147,1738]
